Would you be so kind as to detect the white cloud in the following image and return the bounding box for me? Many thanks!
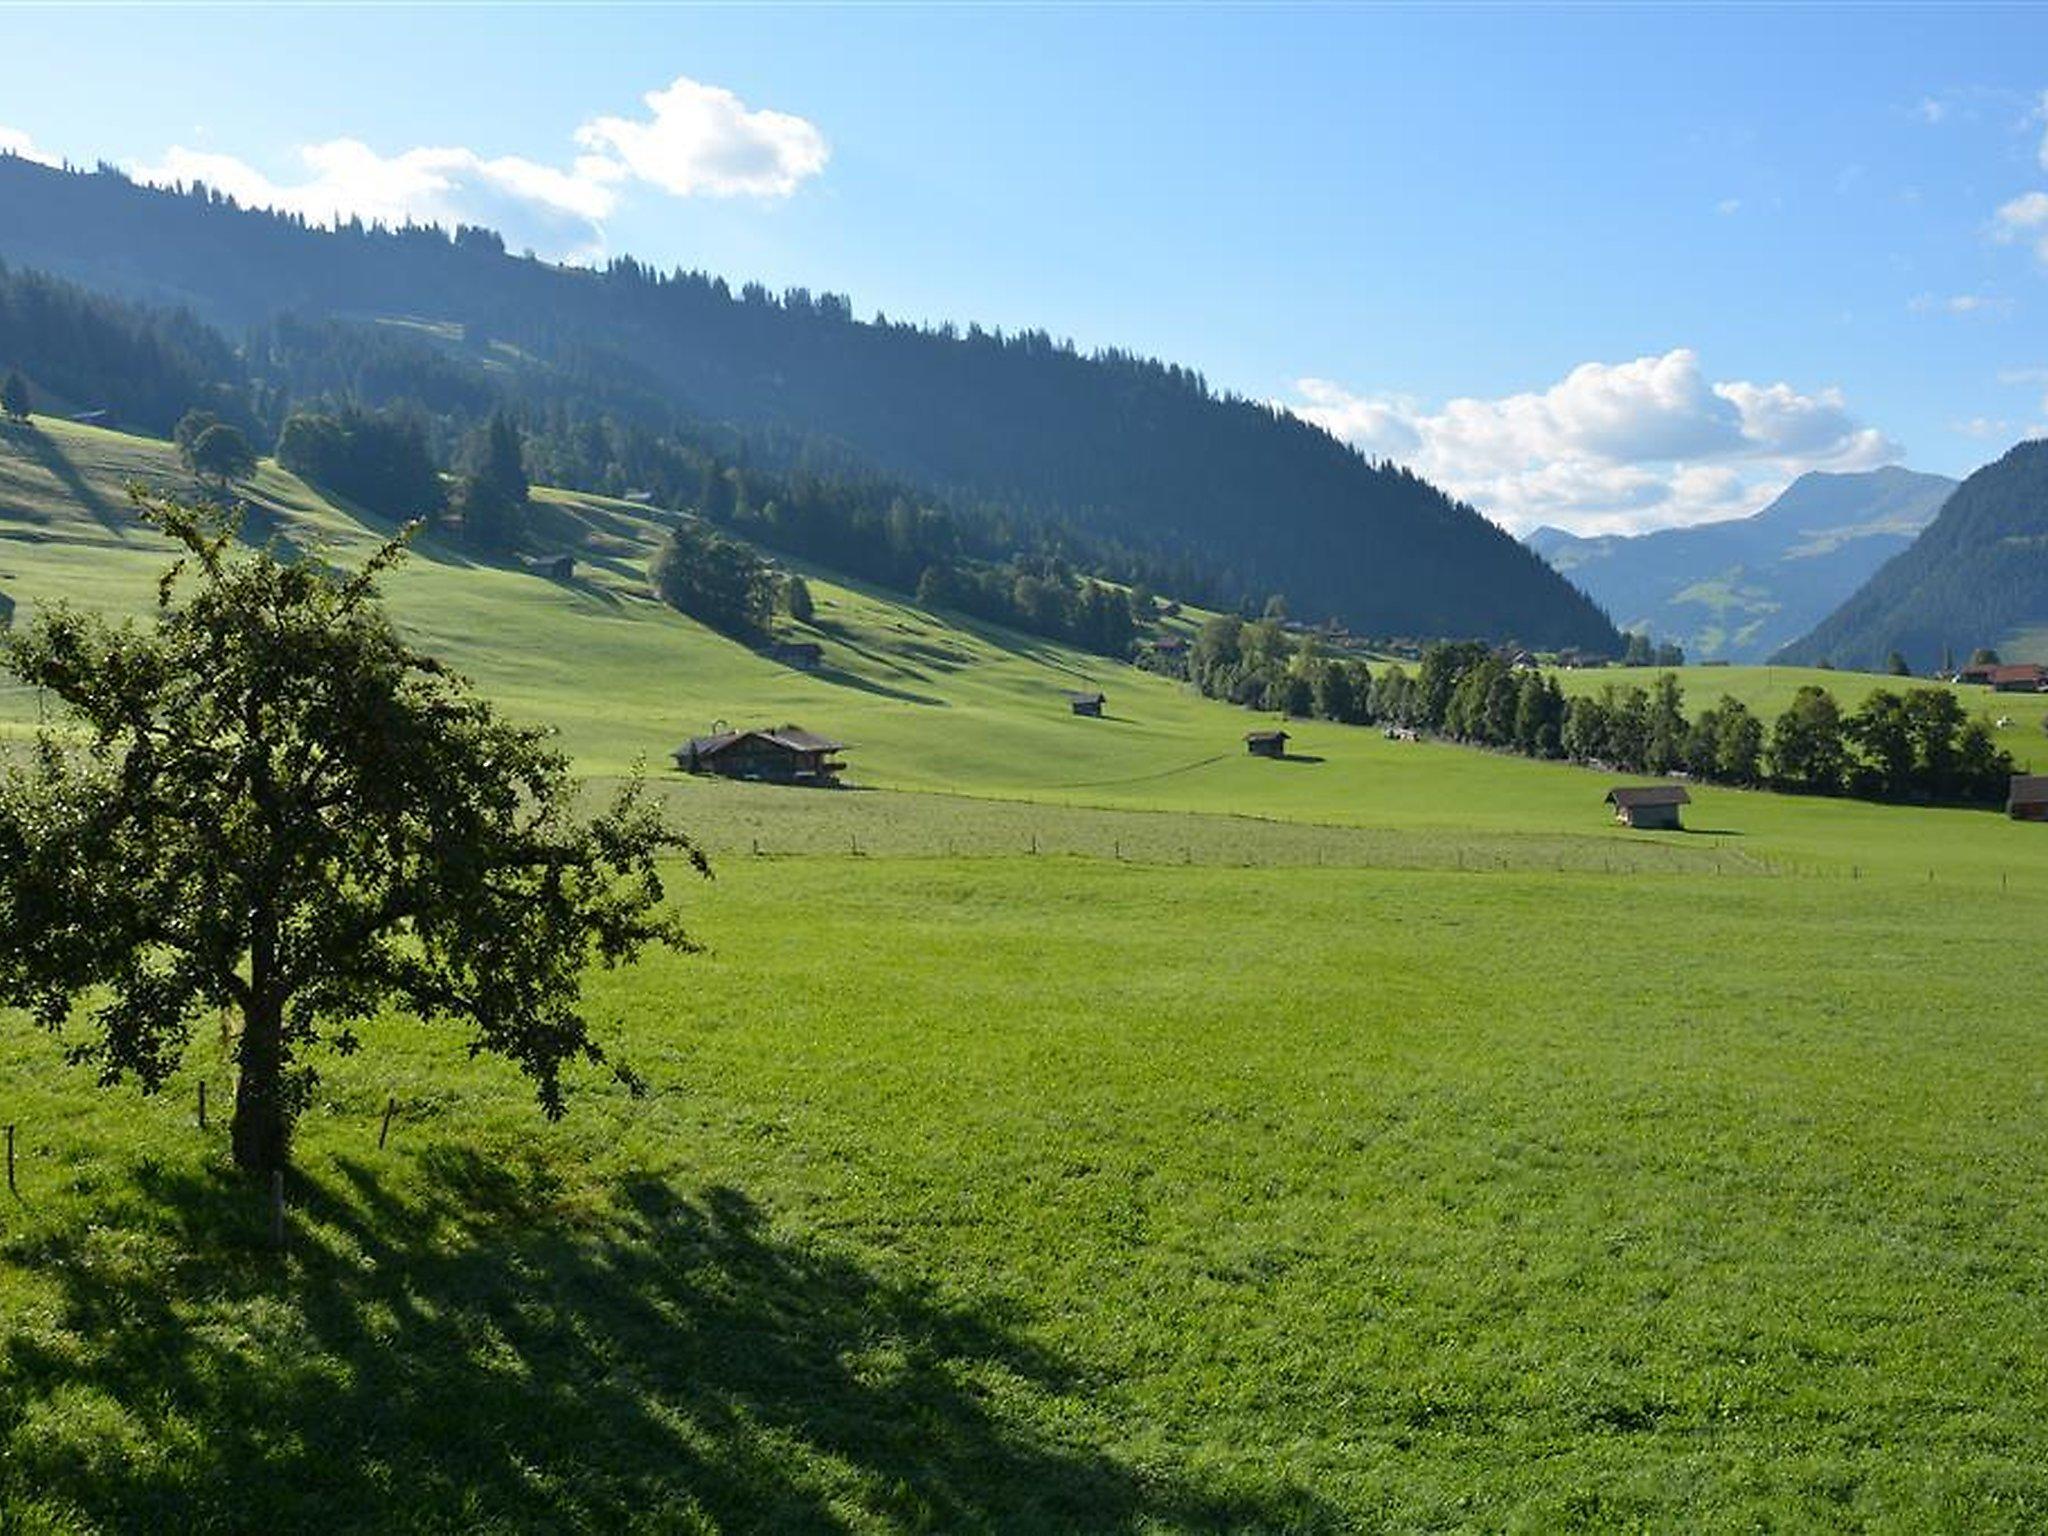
[2038,89,2048,169]
[1954,416,2013,439]
[123,74,828,262]
[1909,291,2011,317]
[0,125,60,167]
[1715,197,1742,216]
[1286,347,1902,536]
[575,76,829,199]
[1993,189,2048,264]
[1913,96,1947,126]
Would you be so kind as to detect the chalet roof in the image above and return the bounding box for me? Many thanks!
[2010,775,2048,808]
[1245,729,1290,743]
[1066,690,1106,704]
[1990,664,2047,685]
[1605,784,1691,808]
[676,725,845,759]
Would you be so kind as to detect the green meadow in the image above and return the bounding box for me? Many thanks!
[4,418,2048,1530]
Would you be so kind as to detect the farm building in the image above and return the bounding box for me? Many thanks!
[1245,729,1289,758]
[2009,775,2048,822]
[768,640,824,670]
[1605,784,1691,830]
[1990,664,2048,693]
[1067,690,1106,717]
[673,725,846,786]
[520,553,576,580]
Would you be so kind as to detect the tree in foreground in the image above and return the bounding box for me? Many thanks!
[0,494,702,1174]
[183,421,257,491]
[1,370,29,422]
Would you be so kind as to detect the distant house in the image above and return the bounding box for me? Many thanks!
[2009,775,2048,822]
[520,553,575,580]
[768,640,824,670]
[673,725,846,786]
[1990,664,2048,693]
[1605,784,1691,830]
[1245,729,1289,758]
[1150,636,1188,657]
[1956,663,2000,686]
[1067,690,1106,717]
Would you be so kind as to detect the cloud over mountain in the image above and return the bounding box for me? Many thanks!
[1288,348,1900,536]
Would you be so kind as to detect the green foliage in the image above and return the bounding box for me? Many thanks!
[0,368,27,422]
[275,406,445,522]
[0,494,699,1172]
[1769,684,1848,794]
[184,421,256,487]
[651,517,776,638]
[782,572,815,624]
[456,411,530,552]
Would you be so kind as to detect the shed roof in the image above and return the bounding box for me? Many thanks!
[2010,774,2048,808]
[1245,729,1290,743]
[1066,690,1106,704]
[1990,664,2047,686]
[1605,784,1691,808]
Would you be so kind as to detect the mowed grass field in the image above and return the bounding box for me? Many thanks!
[5,419,2048,1529]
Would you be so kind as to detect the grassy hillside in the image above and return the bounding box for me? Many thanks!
[7,416,2048,1528]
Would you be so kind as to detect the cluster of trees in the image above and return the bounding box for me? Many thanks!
[0,259,254,435]
[915,560,1140,658]
[1621,632,1686,668]
[1173,615,1377,724]
[2,369,27,421]
[650,518,777,638]
[0,162,1622,649]
[173,409,256,491]
[276,405,445,522]
[1375,642,2018,806]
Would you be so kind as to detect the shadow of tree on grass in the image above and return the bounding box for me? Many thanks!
[2,1148,1329,1531]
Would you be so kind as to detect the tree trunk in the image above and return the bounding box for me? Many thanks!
[230,992,290,1174]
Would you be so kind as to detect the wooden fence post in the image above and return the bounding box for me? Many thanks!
[379,1096,397,1150]
[5,1123,14,1198]
[198,1079,207,1129]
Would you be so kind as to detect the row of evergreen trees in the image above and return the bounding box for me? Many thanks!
[1374,643,2018,806]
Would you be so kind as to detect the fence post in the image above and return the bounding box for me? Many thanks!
[378,1095,396,1150]
[5,1123,14,1197]
[198,1079,207,1129]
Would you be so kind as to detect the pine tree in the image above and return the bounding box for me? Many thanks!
[0,370,29,422]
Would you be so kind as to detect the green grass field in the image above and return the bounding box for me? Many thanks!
[5,418,2048,1530]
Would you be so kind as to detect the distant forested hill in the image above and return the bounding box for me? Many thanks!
[0,156,1618,649]
[1526,467,1954,662]
[1774,441,2048,671]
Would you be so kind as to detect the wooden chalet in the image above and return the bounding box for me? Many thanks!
[1067,690,1106,717]
[673,725,846,786]
[1956,662,2001,686]
[1991,664,2048,693]
[1606,784,1690,830]
[1245,729,1289,758]
[521,553,576,580]
[2008,775,2048,822]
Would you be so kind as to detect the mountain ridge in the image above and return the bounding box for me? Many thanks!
[0,155,1619,650]
[1524,466,1954,661]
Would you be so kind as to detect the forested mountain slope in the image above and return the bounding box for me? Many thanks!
[0,155,1619,649]
[1774,440,2048,671]
[1527,467,1953,662]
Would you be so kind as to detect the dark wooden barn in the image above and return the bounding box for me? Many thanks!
[768,640,824,670]
[1245,729,1289,758]
[1067,690,1106,717]
[2008,774,2048,822]
[1606,784,1690,829]
[673,725,846,786]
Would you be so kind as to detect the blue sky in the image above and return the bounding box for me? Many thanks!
[3,3,2045,534]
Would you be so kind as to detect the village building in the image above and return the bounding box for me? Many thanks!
[1067,690,1106,717]
[1990,664,2048,693]
[768,640,824,670]
[1605,784,1690,830]
[1956,662,2000,686]
[2009,775,2048,822]
[672,725,846,786]
[1245,729,1289,758]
